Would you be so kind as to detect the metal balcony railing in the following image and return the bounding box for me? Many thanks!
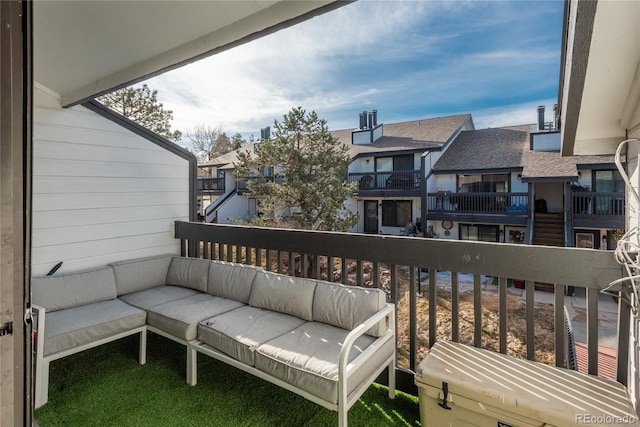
[175,221,628,394]
[347,170,421,191]
[427,191,529,215]
[196,177,225,194]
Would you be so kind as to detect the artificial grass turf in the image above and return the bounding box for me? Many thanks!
[35,333,421,426]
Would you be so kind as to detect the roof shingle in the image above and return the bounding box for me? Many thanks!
[433,125,618,180]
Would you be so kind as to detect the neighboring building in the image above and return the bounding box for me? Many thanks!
[202,107,624,250]
[333,111,474,234]
[428,108,624,248]
[201,112,475,233]
[197,142,268,223]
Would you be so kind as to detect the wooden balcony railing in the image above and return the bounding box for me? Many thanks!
[347,170,421,191]
[572,191,625,219]
[427,191,529,215]
[175,221,627,394]
[196,177,225,194]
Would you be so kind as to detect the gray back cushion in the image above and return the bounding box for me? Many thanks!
[207,261,259,303]
[111,255,173,296]
[166,257,210,292]
[312,282,386,336]
[32,267,117,312]
[249,272,316,321]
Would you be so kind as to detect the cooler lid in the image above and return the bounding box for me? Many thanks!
[415,340,638,427]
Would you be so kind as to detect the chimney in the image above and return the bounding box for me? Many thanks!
[259,128,264,140]
[362,111,368,128]
[265,126,271,139]
[359,112,365,129]
[368,112,373,129]
[537,106,545,131]
[372,110,378,127]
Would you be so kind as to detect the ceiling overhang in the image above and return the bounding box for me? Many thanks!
[34,1,347,107]
[559,0,640,156]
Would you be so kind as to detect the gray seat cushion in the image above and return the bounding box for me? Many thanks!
[44,299,146,356]
[147,293,244,341]
[249,271,316,320]
[313,281,387,337]
[255,322,394,403]
[32,267,117,312]
[208,261,260,303]
[118,285,200,311]
[166,257,211,292]
[111,254,173,296]
[197,306,305,366]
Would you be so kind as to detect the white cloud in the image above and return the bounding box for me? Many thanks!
[145,0,563,139]
[472,99,558,129]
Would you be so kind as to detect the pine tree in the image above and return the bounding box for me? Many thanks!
[234,107,358,231]
[98,84,181,141]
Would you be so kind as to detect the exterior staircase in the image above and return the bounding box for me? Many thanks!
[533,213,565,246]
[532,213,565,292]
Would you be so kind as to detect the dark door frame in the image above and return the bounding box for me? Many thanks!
[1,1,33,425]
[363,200,378,234]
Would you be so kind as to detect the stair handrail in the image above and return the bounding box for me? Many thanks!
[204,190,236,223]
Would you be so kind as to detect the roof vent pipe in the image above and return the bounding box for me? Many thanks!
[362,111,368,128]
[265,126,271,139]
[537,106,545,131]
[372,110,378,127]
[359,113,365,129]
[368,112,373,129]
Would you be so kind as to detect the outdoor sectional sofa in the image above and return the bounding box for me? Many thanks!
[32,255,396,427]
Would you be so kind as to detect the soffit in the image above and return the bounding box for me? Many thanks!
[564,0,640,155]
[34,1,342,106]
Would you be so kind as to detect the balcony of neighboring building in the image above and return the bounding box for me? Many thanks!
[348,170,421,197]
[426,191,529,225]
[196,176,226,195]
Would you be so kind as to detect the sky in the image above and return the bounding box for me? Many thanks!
[148,0,564,142]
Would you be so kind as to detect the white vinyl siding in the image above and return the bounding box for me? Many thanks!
[32,85,189,276]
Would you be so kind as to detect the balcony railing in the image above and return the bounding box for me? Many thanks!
[427,191,529,215]
[196,177,225,194]
[175,221,627,394]
[236,176,285,194]
[347,170,421,192]
[572,191,625,226]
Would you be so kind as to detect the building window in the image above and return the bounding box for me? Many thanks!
[375,155,414,172]
[594,170,624,192]
[382,200,412,227]
[460,224,499,242]
[457,174,509,193]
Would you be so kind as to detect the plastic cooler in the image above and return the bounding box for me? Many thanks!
[415,340,639,427]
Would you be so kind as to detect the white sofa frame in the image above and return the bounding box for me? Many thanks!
[187,304,396,427]
[32,304,147,409]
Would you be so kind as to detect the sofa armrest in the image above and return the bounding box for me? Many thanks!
[338,303,395,384]
[32,304,48,408]
[32,304,46,354]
